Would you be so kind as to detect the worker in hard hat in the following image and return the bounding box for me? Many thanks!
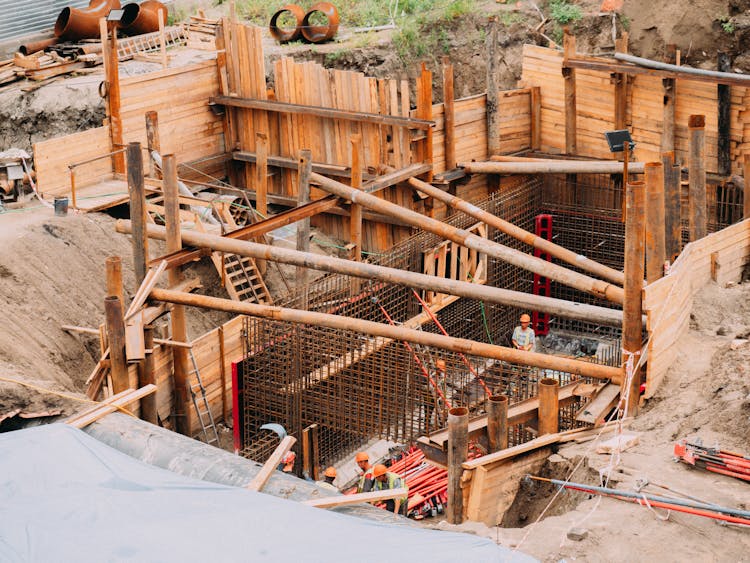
[279,451,296,473]
[511,313,536,351]
[355,452,374,493]
[317,466,338,492]
[372,464,409,515]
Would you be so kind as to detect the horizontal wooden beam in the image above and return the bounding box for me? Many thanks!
[303,488,409,508]
[213,95,434,130]
[233,151,375,180]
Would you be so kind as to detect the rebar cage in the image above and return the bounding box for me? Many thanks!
[237,176,639,466]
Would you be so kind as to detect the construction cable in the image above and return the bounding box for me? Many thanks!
[411,289,492,398]
[371,296,452,410]
[527,476,750,526]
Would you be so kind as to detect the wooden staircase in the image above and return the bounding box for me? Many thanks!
[217,252,272,304]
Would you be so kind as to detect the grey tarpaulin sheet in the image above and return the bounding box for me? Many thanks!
[0,424,534,562]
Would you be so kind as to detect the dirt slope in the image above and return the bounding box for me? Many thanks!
[439,279,750,561]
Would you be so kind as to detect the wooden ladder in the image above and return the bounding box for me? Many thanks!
[218,252,273,304]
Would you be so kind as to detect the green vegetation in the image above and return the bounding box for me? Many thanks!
[324,49,349,65]
[718,16,735,34]
[549,0,583,25]
[619,14,631,32]
[498,12,524,27]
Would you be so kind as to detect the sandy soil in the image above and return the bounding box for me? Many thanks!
[436,280,750,561]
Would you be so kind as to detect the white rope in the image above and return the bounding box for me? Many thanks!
[638,493,671,521]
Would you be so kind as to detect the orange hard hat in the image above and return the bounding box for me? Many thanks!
[355,452,369,463]
[436,359,446,370]
[324,466,337,478]
[520,314,531,323]
[372,464,388,478]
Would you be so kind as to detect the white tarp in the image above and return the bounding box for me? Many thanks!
[0,424,533,562]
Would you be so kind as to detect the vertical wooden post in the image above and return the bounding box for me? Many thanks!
[661,44,676,154]
[417,63,434,180]
[163,154,190,435]
[70,168,78,209]
[538,378,559,435]
[127,142,148,286]
[139,325,158,424]
[662,151,682,261]
[487,395,508,453]
[105,255,124,305]
[530,86,541,151]
[255,132,268,275]
[688,115,707,241]
[562,30,577,156]
[744,155,750,219]
[613,33,628,131]
[158,7,167,69]
[105,19,124,173]
[218,326,227,423]
[310,422,320,481]
[623,180,646,417]
[486,17,500,156]
[302,425,312,478]
[447,406,468,524]
[442,56,456,169]
[145,111,160,179]
[296,149,312,310]
[717,52,731,177]
[104,296,128,395]
[350,135,363,279]
[645,162,666,283]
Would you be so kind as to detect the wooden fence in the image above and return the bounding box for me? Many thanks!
[520,44,750,174]
[643,218,750,397]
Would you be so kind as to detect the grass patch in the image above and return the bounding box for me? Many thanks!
[549,0,583,25]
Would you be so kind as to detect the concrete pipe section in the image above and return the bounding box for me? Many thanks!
[301,2,339,43]
[54,0,121,40]
[269,4,306,43]
[118,0,168,36]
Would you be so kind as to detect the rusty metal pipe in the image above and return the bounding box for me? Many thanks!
[301,2,339,43]
[447,407,468,525]
[118,0,167,36]
[311,172,625,304]
[538,378,559,435]
[18,37,58,55]
[55,0,122,40]
[269,4,306,43]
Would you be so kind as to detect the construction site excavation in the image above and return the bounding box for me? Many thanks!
[1,1,750,561]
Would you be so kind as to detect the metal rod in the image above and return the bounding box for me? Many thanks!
[407,174,625,286]
[447,406,468,524]
[148,288,624,381]
[117,220,633,327]
[487,395,508,452]
[538,378,559,435]
[688,115,707,241]
[310,172,624,304]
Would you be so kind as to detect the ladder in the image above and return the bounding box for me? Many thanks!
[117,26,187,60]
[220,253,273,304]
[186,349,220,446]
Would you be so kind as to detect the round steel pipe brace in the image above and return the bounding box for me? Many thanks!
[406,174,625,286]
[309,172,624,304]
[538,378,560,435]
[116,220,634,328]
[460,160,646,175]
[487,395,508,453]
[447,407,468,525]
[148,288,624,382]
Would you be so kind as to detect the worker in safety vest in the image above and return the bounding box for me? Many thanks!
[355,452,374,493]
[372,464,409,515]
[317,466,338,492]
[512,313,536,351]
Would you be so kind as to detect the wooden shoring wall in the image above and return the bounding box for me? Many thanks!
[34,126,113,197]
[119,61,226,179]
[126,315,243,435]
[642,219,750,397]
[34,61,226,196]
[520,44,750,174]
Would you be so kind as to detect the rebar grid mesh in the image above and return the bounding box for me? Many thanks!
[240,177,625,467]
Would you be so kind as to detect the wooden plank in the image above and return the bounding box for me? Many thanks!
[66,385,157,428]
[245,436,297,491]
[575,383,620,424]
[303,488,409,508]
